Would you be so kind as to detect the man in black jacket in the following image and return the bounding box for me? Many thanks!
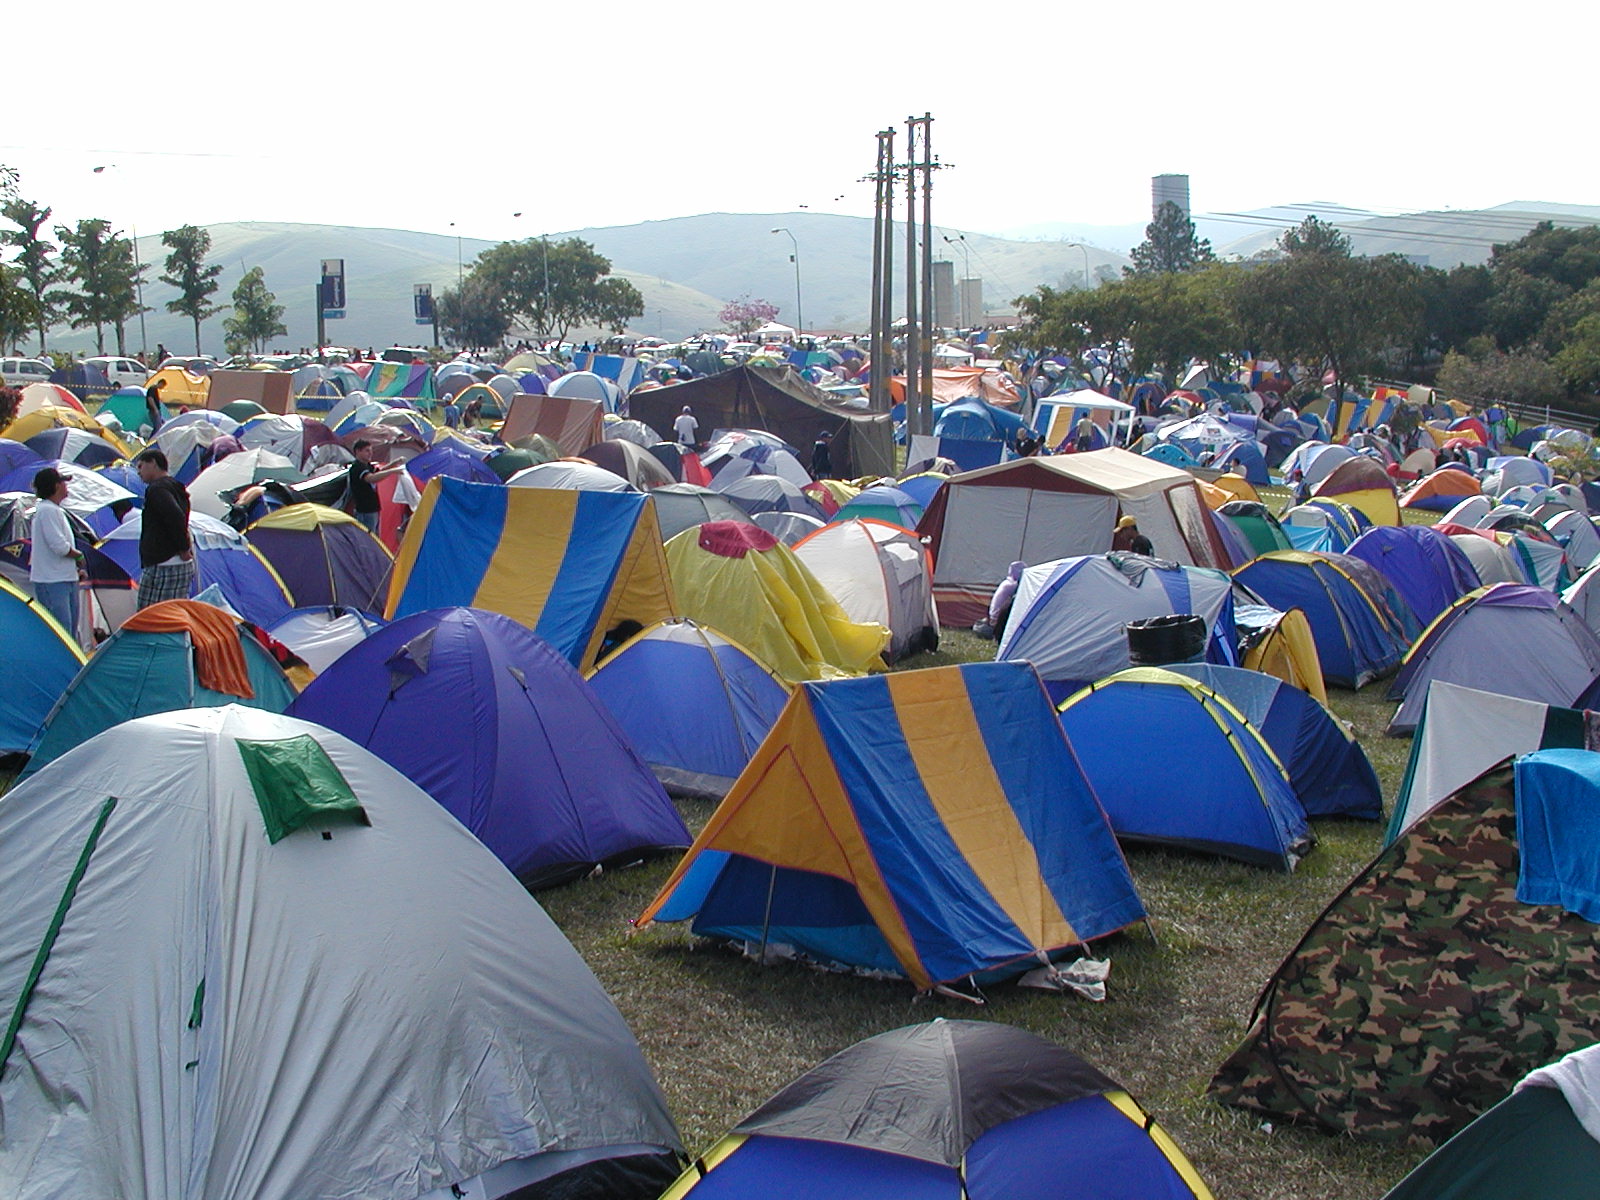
[134,448,194,608]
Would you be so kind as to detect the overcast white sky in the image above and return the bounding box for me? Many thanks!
[8,0,1594,246]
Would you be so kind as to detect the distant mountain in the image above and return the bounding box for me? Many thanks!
[1214,202,1600,266]
[26,215,1130,355]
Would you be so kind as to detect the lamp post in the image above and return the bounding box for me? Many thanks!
[90,164,149,359]
[1066,241,1091,289]
[942,233,971,327]
[448,222,463,288]
[770,227,804,344]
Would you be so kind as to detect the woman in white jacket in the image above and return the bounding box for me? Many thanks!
[29,466,84,638]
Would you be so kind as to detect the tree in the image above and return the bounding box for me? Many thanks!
[471,237,643,342]
[1,196,57,354]
[0,263,39,355]
[720,295,779,337]
[1279,215,1352,259]
[223,267,286,355]
[1437,344,1563,407]
[437,276,513,351]
[1232,253,1425,403]
[51,218,127,354]
[102,234,149,357]
[1126,202,1215,276]
[160,225,223,355]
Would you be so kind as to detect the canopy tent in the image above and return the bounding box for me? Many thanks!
[629,365,894,481]
[664,522,887,684]
[1057,668,1311,870]
[289,607,690,888]
[387,478,676,671]
[21,599,300,777]
[997,553,1238,700]
[585,618,791,800]
[1211,761,1600,1147]
[0,705,683,1199]
[1386,584,1600,734]
[637,662,1146,989]
[792,519,938,664]
[660,1020,1212,1200]
[917,450,1230,626]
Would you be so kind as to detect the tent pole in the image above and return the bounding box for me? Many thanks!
[757,861,778,964]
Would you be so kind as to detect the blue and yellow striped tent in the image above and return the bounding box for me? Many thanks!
[385,477,676,670]
[637,661,1145,990]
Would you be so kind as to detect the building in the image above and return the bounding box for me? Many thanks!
[1153,174,1191,218]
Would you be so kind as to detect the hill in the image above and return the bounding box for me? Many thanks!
[27,216,1130,355]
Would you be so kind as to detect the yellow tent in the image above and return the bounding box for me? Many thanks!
[145,367,212,410]
[664,522,888,683]
[1242,607,1327,705]
[2,405,133,458]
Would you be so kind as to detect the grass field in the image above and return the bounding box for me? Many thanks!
[541,630,1428,1200]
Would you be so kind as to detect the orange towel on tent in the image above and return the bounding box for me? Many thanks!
[124,599,255,699]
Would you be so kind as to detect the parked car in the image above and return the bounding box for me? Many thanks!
[0,356,54,388]
[84,356,151,388]
[157,356,220,374]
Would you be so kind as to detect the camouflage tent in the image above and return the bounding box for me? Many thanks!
[1210,762,1600,1147]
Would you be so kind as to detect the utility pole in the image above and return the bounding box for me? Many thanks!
[904,115,920,438]
[918,112,935,438]
[880,129,895,416]
[867,129,893,414]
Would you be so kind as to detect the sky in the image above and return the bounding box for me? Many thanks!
[7,0,1597,249]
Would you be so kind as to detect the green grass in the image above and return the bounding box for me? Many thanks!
[540,629,1428,1200]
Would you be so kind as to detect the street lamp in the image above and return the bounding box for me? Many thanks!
[942,234,971,327]
[90,164,149,359]
[448,222,463,288]
[1065,241,1091,289]
[770,227,804,344]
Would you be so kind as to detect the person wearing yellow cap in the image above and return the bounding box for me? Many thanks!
[1112,514,1153,556]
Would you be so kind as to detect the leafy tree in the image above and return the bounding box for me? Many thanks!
[102,234,149,357]
[1490,221,1600,292]
[1436,344,1563,407]
[0,263,39,355]
[160,225,223,355]
[1126,202,1215,276]
[1279,215,1352,258]
[50,218,131,354]
[1484,269,1569,350]
[720,295,780,337]
[1418,263,1493,357]
[471,237,643,343]
[1,196,57,354]
[1552,314,1600,395]
[437,276,513,351]
[1232,252,1425,402]
[223,267,286,355]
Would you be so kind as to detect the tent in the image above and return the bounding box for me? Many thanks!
[507,459,637,492]
[1280,499,1369,554]
[637,662,1146,989]
[1345,525,1481,625]
[0,705,683,1199]
[244,504,392,612]
[1232,551,1412,688]
[1563,565,1600,634]
[387,478,676,671]
[585,618,791,799]
[1448,530,1526,585]
[188,448,302,519]
[500,391,605,454]
[660,1020,1213,1200]
[1057,668,1312,869]
[664,522,888,684]
[236,413,338,468]
[98,510,294,629]
[717,473,827,521]
[580,438,676,489]
[1382,1042,1600,1200]
[792,518,938,663]
[1237,606,1328,704]
[629,365,894,480]
[1216,500,1292,557]
[917,450,1230,626]
[289,607,690,888]
[265,605,384,673]
[0,576,85,756]
[996,554,1238,699]
[1211,760,1600,1147]
[1161,663,1382,819]
[650,483,750,542]
[1547,508,1600,570]
[22,599,299,777]
[1386,584,1600,734]
[833,484,923,528]
[752,509,825,545]
[1311,454,1401,526]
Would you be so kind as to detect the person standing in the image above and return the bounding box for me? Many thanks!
[674,406,699,447]
[29,467,83,636]
[1074,414,1096,452]
[346,440,405,535]
[144,377,167,436]
[134,448,195,608]
[811,430,833,478]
